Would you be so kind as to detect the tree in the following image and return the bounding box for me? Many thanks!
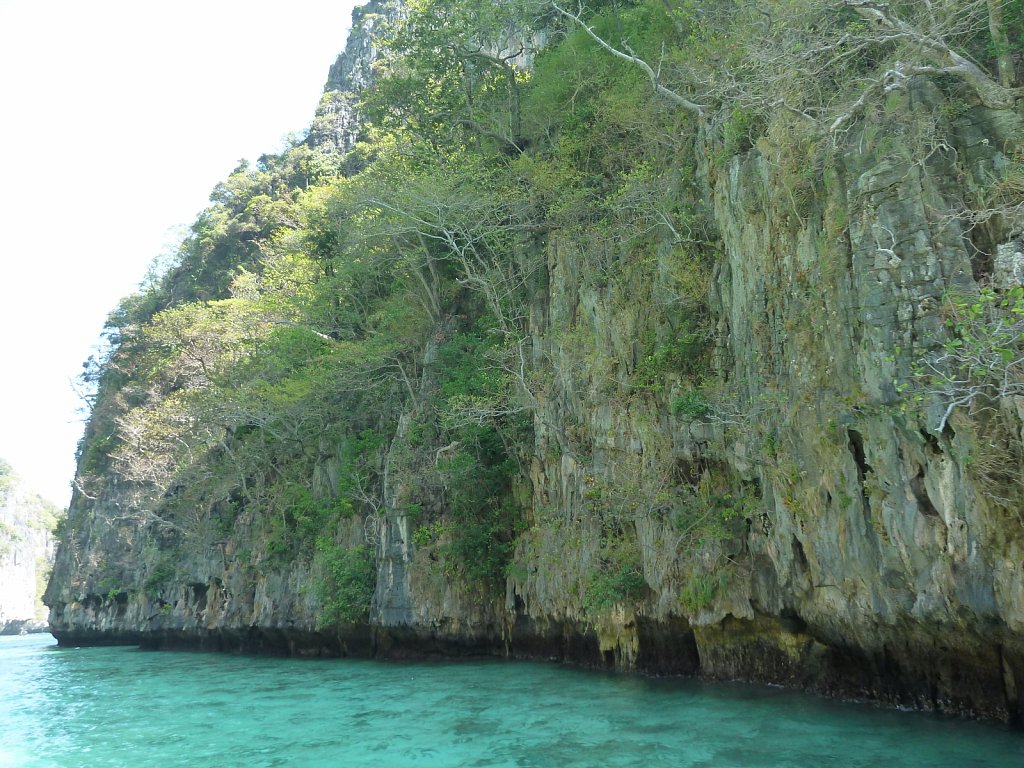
[553,0,1022,137]
[915,287,1024,432]
[551,2,704,117]
[988,0,1019,88]
[366,0,541,151]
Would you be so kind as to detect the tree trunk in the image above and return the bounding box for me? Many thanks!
[988,0,1018,88]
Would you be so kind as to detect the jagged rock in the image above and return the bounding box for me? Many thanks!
[994,239,1024,287]
[308,0,399,154]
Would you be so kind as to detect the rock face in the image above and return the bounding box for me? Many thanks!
[692,91,1024,720]
[45,2,1024,722]
[0,461,59,634]
[308,0,399,155]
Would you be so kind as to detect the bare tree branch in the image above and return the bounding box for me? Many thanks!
[845,0,1021,108]
[551,2,705,118]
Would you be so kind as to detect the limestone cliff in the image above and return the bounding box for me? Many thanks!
[0,460,60,633]
[45,0,1024,722]
[308,0,398,155]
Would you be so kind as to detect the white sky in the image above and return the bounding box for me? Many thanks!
[0,0,359,506]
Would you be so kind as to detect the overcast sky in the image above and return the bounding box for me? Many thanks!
[0,0,359,506]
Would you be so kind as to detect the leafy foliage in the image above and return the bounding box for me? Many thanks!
[315,542,376,626]
[583,531,647,614]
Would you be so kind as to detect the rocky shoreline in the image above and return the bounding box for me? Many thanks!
[2,619,50,636]
[47,616,1021,725]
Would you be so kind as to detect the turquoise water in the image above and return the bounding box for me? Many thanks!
[1,634,1022,767]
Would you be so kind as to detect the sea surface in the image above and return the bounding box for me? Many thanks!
[1,633,1023,767]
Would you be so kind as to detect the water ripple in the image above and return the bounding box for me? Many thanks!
[1,634,1022,767]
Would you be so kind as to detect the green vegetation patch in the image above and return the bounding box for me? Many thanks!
[315,542,377,627]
